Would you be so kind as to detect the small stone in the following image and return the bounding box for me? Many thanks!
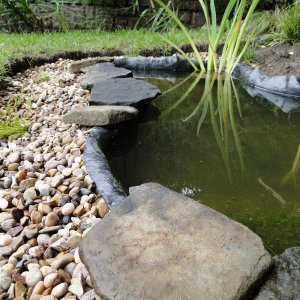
[81,289,96,300]
[32,281,46,295]
[51,282,68,298]
[51,253,74,270]
[45,212,59,227]
[20,178,37,190]
[0,234,13,246]
[62,168,72,177]
[23,187,37,200]
[31,210,43,224]
[73,262,89,279]
[0,246,13,256]
[51,175,64,188]
[68,274,84,298]
[97,199,109,218]
[67,235,81,249]
[0,276,11,291]
[38,184,50,197]
[73,205,85,217]
[8,163,19,171]
[0,198,9,209]
[11,208,24,222]
[28,245,44,258]
[26,268,43,287]
[37,234,50,246]
[8,152,21,164]
[15,170,26,182]
[64,262,76,276]
[1,219,17,232]
[62,203,75,216]
[15,281,26,299]
[24,226,39,239]
[44,273,60,288]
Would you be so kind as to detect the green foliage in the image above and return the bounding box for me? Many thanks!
[135,1,180,32]
[241,46,257,63]
[154,0,260,74]
[0,0,97,32]
[0,89,32,138]
[32,72,50,84]
[247,0,300,45]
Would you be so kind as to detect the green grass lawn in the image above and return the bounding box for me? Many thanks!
[0,29,206,78]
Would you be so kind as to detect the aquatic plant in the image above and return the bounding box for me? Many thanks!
[154,0,260,74]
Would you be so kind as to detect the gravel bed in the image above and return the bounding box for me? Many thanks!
[0,59,107,300]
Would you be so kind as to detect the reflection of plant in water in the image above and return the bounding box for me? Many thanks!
[162,74,245,183]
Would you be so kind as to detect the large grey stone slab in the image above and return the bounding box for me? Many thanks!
[70,57,114,73]
[90,77,161,107]
[62,106,138,126]
[79,63,132,89]
[80,183,272,300]
[256,247,300,300]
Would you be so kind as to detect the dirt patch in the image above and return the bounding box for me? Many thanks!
[256,43,300,76]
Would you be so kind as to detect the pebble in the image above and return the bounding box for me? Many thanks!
[62,203,75,216]
[45,212,59,227]
[51,282,68,298]
[26,268,43,287]
[0,198,9,209]
[44,272,60,288]
[0,234,13,246]
[51,253,74,269]
[37,183,50,196]
[23,187,37,200]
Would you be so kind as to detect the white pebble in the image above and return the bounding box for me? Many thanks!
[51,282,68,298]
[62,203,75,216]
[26,268,43,287]
[0,234,12,247]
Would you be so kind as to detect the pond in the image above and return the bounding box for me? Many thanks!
[107,72,300,255]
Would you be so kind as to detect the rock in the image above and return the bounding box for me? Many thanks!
[45,212,59,227]
[67,235,81,249]
[15,170,26,182]
[80,183,272,300]
[0,246,13,256]
[31,210,43,224]
[81,289,96,300]
[37,184,50,197]
[29,245,44,257]
[39,226,62,234]
[256,247,300,300]
[37,234,50,246]
[0,198,9,209]
[11,208,24,222]
[0,276,11,291]
[79,62,132,89]
[72,262,89,279]
[70,57,113,73]
[32,281,46,295]
[68,274,84,298]
[23,187,37,200]
[24,226,39,239]
[51,175,64,188]
[97,199,109,218]
[26,268,43,287]
[51,282,68,298]
[62,203,75,216]
[51,253,74,270]
[7,152,21,164]
[90,77,161,107]
[63,106,139,126]
[0,234,13,246]
[20,179,37,190]
[1,219,16,232]
[15,281,26,299]
[44,273,60,288]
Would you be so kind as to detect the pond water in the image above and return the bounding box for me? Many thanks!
[107,72,300,255]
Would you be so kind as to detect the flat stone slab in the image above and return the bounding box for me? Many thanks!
[70,57,114,73]
[90,77,161,107]
[62,106,138,126]
[80,183,272,300]
[256,247,300,300]
[79,63,132,89]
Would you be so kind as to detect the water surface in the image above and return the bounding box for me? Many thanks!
[107,73,300,255]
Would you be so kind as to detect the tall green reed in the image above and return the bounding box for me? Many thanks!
[154,0,260,74]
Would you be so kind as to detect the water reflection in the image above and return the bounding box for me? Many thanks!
[161,73,245,183]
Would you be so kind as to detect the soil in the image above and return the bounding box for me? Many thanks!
[256,42,300,76]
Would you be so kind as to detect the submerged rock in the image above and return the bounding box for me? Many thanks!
[256,247,300,300]
[80,183,272,300]
[63,106,139,126]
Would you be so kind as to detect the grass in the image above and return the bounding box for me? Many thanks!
[0,29,207,78]
[32,72,50,83]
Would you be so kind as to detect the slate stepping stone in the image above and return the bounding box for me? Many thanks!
[80,183,272,300]
[62,106,139,126]
[70,57,114,73]
[90,77,161,107]
[79,63,132,89]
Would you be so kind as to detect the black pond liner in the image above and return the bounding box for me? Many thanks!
[85,56,300,209]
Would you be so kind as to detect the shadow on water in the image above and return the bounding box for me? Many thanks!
[107,72,300,255]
